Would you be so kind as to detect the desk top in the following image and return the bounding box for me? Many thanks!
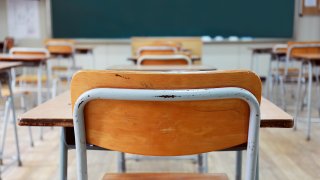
[18,91,294,128]
[0,54,48,63]
[107,65,217,71]
[292,53,320,61]
[0,62,22,71]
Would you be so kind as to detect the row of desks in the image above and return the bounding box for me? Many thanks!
[0,54,294,180]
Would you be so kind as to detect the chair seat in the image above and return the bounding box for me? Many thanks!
[1,87,31,97]
[103,173,228,180]
[274,68,309,78]
[52,65,68,71]
[16,75,48,83]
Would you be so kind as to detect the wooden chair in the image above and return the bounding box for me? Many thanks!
[131,37,202,57]
[268,42,320,110]
[9,47,57,97]
[137,54,192,65]
[71,70,262,180]
[45,39,75,57]
[45,39,77,82]
[2,37,14,53]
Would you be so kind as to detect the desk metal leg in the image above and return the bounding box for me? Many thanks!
[7,71,22,166]
[236,151,242,180]
[294,62,304,130]
[37,63,44,140]
[60,128,68,180]
[306,61,313,141]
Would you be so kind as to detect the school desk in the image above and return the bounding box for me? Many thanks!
[0,54,50,106]
[291,53,320,141]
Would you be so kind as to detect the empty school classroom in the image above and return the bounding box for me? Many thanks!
[1,0,320,180]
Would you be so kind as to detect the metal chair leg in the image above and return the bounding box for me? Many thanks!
[236,151,242,180]
[59,128,68,180]
[279,76,287,111]
[0,100,11,166]
[197,154,203,173]
[117,152,126,173]
[294,63,304,131]
[7,71,22,166]
[306,61,313,141]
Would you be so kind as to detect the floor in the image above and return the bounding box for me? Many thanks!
[1,83,320,180]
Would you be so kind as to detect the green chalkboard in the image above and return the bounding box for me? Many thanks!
[51,0,294,38]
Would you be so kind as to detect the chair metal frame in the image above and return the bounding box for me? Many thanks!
[137,54,192,65]
[73,87,261,180]
[285,43,320,140]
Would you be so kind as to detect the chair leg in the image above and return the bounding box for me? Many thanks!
[306,62,313,141]
[279,76,287,111]
[294,63,304,131]
[198,153,208,173]
[235,151,242,180]
[117,152,126,173]
[7,71,22,166]
[0,100,11,165]
[255,151,259,180]
[9,98,22,166]
[59,128,68,180]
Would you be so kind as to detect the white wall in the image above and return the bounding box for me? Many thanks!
[294,0,320,40]
[0,0,49,46]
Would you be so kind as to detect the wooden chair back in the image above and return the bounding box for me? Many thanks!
[3,37,14,53]
[45,39,75,55]
[131,37,202,57]
[138,54,191,65]
[71,70,261,156]
[287,41,320,56]
[137,46,178,56]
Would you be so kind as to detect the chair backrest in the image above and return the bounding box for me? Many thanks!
[272,44,287,54]
[137,54,192,65]
[45,39,75,55]
[9,47,50,57]
[71,70,261,156]
[137,46,178,56]
[287,41,320,57]
[3,37,14,53]
[131,37,202,56]
[282,41,320,75]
